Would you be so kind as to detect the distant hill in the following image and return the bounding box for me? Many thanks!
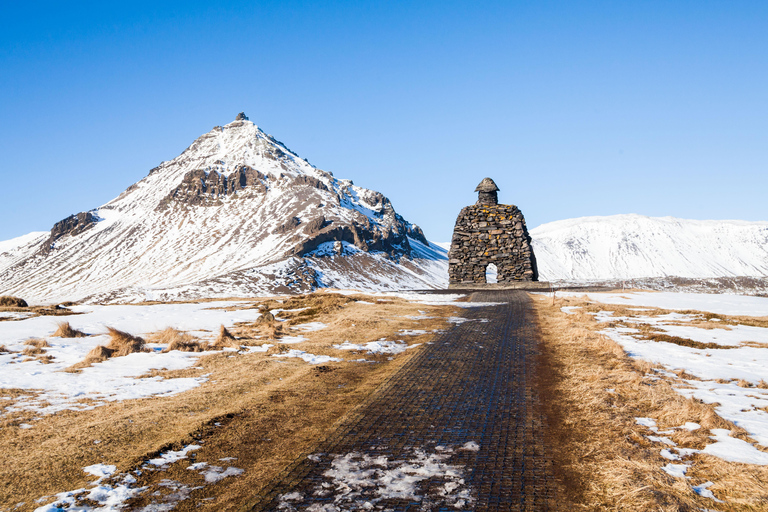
[531,214,768,281]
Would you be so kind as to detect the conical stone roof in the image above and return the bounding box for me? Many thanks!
[474,177,499,193]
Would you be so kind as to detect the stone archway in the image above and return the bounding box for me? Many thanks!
[485,263,498,284]
[448,178,538,286]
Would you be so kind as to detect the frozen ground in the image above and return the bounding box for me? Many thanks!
[0,301,261,418]
[34,444,244,511]
[559,290,768,317]
[569,291,768,480]
[1,292,475,423]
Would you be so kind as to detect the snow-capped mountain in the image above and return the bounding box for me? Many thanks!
[0,114,447,304]
[531,214,768,281]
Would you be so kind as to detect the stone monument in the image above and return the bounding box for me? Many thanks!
[448,178,540,288]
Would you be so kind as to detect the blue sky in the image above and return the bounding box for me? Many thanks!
[1,1,766,243]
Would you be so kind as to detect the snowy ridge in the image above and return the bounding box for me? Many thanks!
[531,214,768,281]
[0,117,446,304]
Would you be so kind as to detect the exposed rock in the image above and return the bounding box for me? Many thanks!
[157,165,268,208]
[42,212,97,254]
[275,216,301,235]
[292,175,329,191]
[235,112,249,121]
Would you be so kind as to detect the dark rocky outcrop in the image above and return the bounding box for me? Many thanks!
[292,175,329,191]
[295,212,425,260]
[275,216,302,235]
[157,165,268,208]
[42,212,97,254]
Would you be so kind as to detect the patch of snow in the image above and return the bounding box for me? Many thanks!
[0,301,264,416]
[147,445,201,467]
[199,466,244,483]
[291,322,327,332]
[398,329,428,336]
[278,447,475,509]
[701,429,768,465]
[635,417,657,428]
[691,481,722,502]
[278,335,307,344]
[242,343,273,353]
[562,291,768,318]
[661,463,689,478]
[83,464,117,479]
[333,339,410,355]
[272,350,342,365]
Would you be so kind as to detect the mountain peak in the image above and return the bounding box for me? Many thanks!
[0,116,442,303]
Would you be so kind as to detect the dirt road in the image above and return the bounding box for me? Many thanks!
[244,290,555,511]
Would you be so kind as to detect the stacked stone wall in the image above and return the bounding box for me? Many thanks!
[448,204,538,284]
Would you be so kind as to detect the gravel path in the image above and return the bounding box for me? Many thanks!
[245,290,554,511]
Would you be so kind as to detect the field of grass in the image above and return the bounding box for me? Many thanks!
[534,293,768,511]
[0,292,459,511]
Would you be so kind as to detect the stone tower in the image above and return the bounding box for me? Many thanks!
[448,178,538,286]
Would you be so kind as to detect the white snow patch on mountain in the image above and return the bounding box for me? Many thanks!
[531,214,768,281]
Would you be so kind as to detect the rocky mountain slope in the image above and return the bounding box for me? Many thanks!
[531,214,768,281]
[0,114,447,304]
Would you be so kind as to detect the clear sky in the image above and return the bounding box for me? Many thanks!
[1,1,767,243]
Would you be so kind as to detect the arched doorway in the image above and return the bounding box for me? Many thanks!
[485,263,498,284]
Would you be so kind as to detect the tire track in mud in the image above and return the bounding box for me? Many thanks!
[244,290,554,511]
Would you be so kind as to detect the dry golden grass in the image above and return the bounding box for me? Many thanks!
[0,292,458,512]
[534,293,768,511]
[210,324,240,350]
[105,326,147,357]
[0,295,27,307]
[23,338,49,348]
[52,321,87,338]
[150,327,207,352]
[0,304,82,321]
[66,327,149,371]
[21,338,50,357]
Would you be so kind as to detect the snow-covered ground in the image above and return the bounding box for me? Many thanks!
[1,292,473,422]
[0,301,261,418]
[559,290,768,317]
[34,443,245,512]
[566,291,768,472]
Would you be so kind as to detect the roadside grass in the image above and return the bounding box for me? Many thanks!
[0,292,457,512]
[534,294,768,511]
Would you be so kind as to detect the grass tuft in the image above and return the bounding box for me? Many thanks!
[211,325,239,350]
[24,338,50,348]
[65,327,146,371]
[0,296,27,308]
[151,328,206,353]
[105,327,147,357]
[53,321,87,338]
[23,338,50,355]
